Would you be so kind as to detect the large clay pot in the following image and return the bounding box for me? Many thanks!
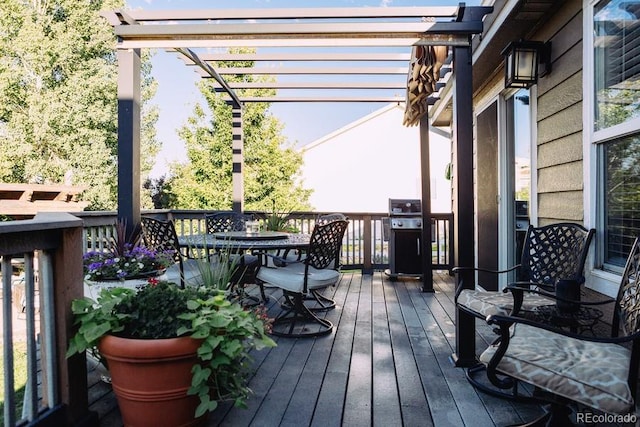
[98,335,205,427]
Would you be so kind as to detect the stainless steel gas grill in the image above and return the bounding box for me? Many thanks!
[386,198,423,280]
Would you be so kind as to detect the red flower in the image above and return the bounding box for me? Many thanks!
[147,277,160,287]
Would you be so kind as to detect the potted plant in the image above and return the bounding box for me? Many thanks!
[67,278,276,426]
[83,221,175,297]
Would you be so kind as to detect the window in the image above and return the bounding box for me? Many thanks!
[594,0,640,131]
[602,134,640,267]
[593,0,640,269]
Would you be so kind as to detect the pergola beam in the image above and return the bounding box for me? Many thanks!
[194,53,412,62]
[210,82,407,89]
[206,67,408,76]
[120,36,468,49]
[121,6,460,21]
[218,96,421,103]
[175,48,241,107]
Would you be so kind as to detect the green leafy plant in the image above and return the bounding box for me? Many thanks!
[67,280,276,416]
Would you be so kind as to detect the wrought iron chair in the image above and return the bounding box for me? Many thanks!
[204,211,261,298]
[255,219,349,337]
[140,217,204,289]
[205,211,253,233]
[479,236,640,426]
[454,222,596,398]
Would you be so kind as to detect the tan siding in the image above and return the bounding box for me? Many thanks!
[538,191,584,222]
[537,132,583,169]
[538,102,583,144]
[532,0,584,224]
[538,71,582,121]
[538,162,583,193]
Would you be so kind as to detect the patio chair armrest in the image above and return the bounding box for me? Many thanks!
[485,313,635,344]
[504,284,615,308]
[452,264,521,298]
[452,264,521,276]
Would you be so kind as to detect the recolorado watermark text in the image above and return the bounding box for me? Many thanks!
[576,412,637,424]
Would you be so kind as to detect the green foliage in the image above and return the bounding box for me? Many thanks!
[0,0,159,209]
[168,47,312,212]
[67,280,275,416]
[178,294,275,413]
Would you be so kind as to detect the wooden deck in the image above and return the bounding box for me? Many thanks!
[88,270,548,427]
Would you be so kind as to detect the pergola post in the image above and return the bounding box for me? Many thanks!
[452,43,477,367]
[419,114,433,292]
[231,103,244,213]
[117,48,141,235]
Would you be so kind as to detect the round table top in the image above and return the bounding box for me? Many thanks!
[213,231,289,241]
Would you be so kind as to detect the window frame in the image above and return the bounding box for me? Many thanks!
[586,0,640,274]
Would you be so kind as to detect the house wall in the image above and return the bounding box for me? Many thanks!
[300,104,452,213]
[532,0,584,225]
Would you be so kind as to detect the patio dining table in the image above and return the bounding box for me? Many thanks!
[178,230,311,252]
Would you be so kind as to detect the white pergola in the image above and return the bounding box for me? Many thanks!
[103,4,491,304]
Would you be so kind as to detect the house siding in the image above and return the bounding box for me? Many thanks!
[533,2,584,224]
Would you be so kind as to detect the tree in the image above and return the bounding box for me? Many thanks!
[169,48,311,212]
[0,0,159,210]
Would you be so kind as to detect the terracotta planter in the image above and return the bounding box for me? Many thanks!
[98,335,206,427]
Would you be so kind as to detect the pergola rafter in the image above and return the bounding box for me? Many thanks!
[105,4,492,304]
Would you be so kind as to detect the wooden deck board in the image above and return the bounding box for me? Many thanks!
[89,270,554,427]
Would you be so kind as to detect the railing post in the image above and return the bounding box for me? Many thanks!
[363,216,372,274]
[50,221,98,425]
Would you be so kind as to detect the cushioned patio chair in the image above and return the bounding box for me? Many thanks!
[454,222,596,399]
[479,236,640,426]
[455,223,595,320]
[140,217,205,289]
[255,219,349,337]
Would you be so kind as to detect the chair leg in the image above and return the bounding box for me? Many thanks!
[466,363,546,404]
[307,289,336,311]
[270,291,333,338]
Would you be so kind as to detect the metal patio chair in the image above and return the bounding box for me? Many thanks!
[479,236,640,426]
[255,219,349,337]
[454,222,596,399]
[140,217,204,289]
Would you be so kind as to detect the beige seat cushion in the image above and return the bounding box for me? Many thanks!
[256,262,340,294]
[457,288,556,317]
[479,323,634,415]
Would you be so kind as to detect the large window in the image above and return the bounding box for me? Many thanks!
[594,0,640,269]
[594,0,640,131]
[603,134,640,267]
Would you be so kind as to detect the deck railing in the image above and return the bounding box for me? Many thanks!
[0,209,452,426]
[75,210,454,273]
[0,213,95,426]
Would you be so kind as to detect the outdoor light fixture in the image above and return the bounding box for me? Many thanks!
[501,40,552,88]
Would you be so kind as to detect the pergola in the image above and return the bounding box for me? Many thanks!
[103,4,492,301]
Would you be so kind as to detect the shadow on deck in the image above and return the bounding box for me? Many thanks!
[90,271,548,427]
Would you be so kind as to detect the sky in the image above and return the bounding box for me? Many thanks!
[123,0,480,178]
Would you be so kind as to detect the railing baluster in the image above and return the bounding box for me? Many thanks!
[2,256,16,426]
[39,251,59,407]
[24,253,39,420]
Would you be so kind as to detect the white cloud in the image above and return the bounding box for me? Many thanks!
[380,0,393,7]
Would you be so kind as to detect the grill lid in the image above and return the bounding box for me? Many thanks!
[389,199,421,216]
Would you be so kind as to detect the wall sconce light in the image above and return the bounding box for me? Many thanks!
[501,40,552,88]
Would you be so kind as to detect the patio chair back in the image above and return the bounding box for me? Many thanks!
[205,211,252,233]
[140,217,185,288]
[305,219,349,273]
[518,222,595,289]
